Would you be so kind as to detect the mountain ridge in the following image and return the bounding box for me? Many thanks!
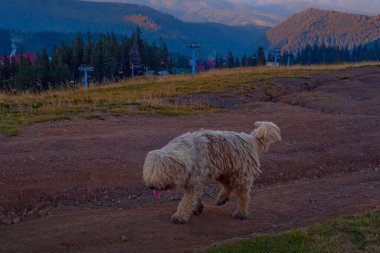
[0,0,269,56]
[267,8,380,52]
[84,0,283,27]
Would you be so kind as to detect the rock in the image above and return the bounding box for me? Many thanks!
[12,217,20,224]
[2,218,12,225]
[38,208,50,216]
[121,236,128,241]
[27,211,35,217]
[128,195,137,200]
[170,196,181,201]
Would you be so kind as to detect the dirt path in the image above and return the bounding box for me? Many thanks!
[1,66,380,252]
[1,171,379,253]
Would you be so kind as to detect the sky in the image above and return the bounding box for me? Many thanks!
[228,0,380,15]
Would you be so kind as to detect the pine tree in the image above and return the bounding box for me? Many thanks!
[257,47,266,66]
[15,58,35,91]
[90,42,102,82]
[241,54,247,67]
[214,53,220,68]
[84,32,93,65]
[235,56,240,67]
[72,33,84,79]
[35,47,50,89]
[227,49,234,68]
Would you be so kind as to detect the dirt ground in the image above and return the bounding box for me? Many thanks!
[0,66,380,253]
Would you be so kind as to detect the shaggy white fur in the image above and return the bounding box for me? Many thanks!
[143,121,281,224]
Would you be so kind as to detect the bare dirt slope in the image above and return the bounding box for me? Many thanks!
[0,66,380,253]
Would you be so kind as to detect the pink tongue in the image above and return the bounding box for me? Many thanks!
[153,189,163,200]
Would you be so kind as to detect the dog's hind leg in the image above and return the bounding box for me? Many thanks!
[193,197,204,216]
[171,183,204,224]
[232,184,251,220]
[215,177,232,206]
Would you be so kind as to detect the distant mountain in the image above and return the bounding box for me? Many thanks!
[0,0,269,56]
[85,0,283,27]
[229,0,380,16]
[267,8,380,52]
[87,0,380,28]
[0,28,84,56]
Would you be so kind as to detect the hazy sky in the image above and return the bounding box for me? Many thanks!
[229,0,380,15]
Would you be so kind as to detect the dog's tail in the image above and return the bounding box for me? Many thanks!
[251,121,281,152]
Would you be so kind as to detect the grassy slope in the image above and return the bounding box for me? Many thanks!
[0,63,379,136]
[204,208,380,253]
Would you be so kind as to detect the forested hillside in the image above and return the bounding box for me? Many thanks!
[267,8,380,52]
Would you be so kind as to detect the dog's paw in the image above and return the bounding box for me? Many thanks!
[171,214,189,224]
[232,211,248,220]
[193,203,204,216]
[216,197,229,206]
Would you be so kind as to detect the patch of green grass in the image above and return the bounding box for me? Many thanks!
[205,231,316,253]
[0,122,19,136]
[30,114,71,124]
[136,101,222,116]
[0,102,11,109]
[204,208,380,253]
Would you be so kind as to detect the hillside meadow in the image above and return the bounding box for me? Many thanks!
[1,62,379,136]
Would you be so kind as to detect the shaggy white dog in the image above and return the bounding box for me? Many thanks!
[143,121,281,224]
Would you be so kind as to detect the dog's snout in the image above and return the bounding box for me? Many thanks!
[147,185,155,190]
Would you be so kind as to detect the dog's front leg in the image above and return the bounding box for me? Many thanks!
[171,184,203,224]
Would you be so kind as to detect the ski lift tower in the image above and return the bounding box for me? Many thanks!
[79,65,94,89]
[187,44,200,74]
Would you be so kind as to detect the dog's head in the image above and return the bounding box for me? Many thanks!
[143,150,180,199]
[251,121,281,152]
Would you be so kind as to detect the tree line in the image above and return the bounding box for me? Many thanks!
[293,42,380,65]
[211,41,380,68]
[1,28,380,93]
[0,28,177,92]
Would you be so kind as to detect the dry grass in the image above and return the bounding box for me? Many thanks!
[1,63,379,136]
